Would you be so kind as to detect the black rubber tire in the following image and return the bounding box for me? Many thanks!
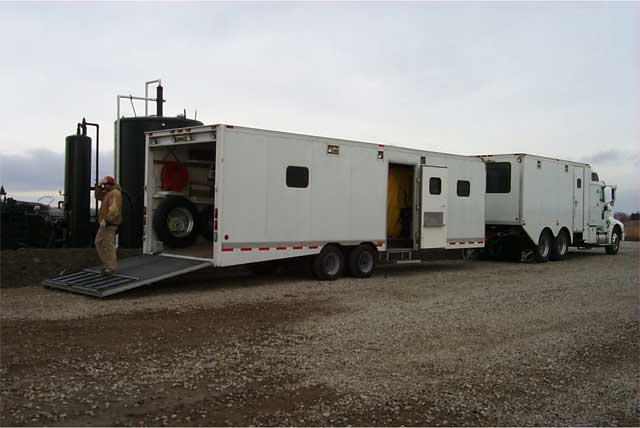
[347,245,376,278]
[152,197,200,248]
[550,230,569,261]
[312,245,344,281]
[535,230,552,263]
[200,205,214,241]
[605,228,621,255]
[247,260,280,275]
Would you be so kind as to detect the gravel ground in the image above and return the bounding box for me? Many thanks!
[1,243,638,426]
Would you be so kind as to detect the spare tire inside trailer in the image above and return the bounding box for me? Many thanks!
[153,196,200,248]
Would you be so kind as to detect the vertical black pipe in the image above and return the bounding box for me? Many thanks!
[84,120,100,224]
[156,85,163,116]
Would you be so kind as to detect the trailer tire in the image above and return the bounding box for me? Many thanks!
[152,197,200,248]
[312,245,344,281]
[535,230,552,263]
[347,245,376,278]
[550,230,569,261]
[605,227,621,255]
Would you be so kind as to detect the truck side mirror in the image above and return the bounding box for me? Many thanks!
[611,188,616,204]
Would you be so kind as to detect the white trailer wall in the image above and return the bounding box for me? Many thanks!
[521,155,575,242]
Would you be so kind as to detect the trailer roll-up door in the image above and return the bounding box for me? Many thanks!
[43,255,212,297]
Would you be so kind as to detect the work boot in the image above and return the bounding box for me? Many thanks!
[101,267,116,276]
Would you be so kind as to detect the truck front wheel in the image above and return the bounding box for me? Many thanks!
[535,230,552,263]
[312,245,344,281]
[605,228,621,255]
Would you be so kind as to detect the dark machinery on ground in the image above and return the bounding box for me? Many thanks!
[0,188,66,249]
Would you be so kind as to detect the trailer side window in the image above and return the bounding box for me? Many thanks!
[286,166,309,188]
[577,178,582,189]
[457,180,470,197]
[429,177,441,195]
[486,162,511,193]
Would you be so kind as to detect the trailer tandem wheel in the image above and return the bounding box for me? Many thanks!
[550,230,570,261]
[347,244,376,278]
[535,230,553,263]
[312,245,344,281]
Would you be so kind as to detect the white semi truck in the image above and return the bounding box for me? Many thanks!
[44,127,623,297]
[480,154,623,261]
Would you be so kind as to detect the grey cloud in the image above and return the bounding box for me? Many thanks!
[581,149,640,165]
[0,149,113,194]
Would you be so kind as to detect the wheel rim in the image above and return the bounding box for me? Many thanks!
[612,232,620,250]
[358,251,374,273]
[539,235,550,258]
[166,207,195,238]
[323,253,341,276]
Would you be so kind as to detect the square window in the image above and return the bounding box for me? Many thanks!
[429,177,441,195]
[457,180,470,197]
[286,166,309,188]
[486,162,511,193]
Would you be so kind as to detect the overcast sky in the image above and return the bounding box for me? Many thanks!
[0,2,638,211]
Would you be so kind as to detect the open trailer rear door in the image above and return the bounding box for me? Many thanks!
[43,254,212,297]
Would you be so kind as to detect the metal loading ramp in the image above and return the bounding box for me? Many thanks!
[43,254,212,297]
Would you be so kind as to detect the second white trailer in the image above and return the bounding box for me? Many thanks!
[142,124,486,279]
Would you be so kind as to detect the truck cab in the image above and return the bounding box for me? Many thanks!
[587,171,624,250]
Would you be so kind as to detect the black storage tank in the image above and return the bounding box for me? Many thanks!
[116,116,202,248]
[64,133,92,247]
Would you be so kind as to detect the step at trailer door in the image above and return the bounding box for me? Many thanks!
[420,165,448,249]
[43,254,212,297]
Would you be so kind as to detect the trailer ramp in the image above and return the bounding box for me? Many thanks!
[43,254,212,297]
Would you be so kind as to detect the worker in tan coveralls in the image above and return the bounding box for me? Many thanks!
[95,176,123,274]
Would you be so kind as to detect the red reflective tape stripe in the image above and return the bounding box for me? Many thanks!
[459,241,466,245]
[376,241,384,247]
[378,144,385,148]
[276,246,287,250]
[308,245,319,249]
[478,241,484,244]
[225,125,235,129]
[292,246,303,250]
[240,247,252,252]
[450,242,457,245]
[222,248,233,252]
[259,247,270,251]
[468,241,475,244]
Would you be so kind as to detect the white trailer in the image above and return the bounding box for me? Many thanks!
[479,153,624,261]
[141,125,485,275]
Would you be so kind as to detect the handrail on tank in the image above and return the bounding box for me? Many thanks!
[145,79,162,116]
[114,80,164,181]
